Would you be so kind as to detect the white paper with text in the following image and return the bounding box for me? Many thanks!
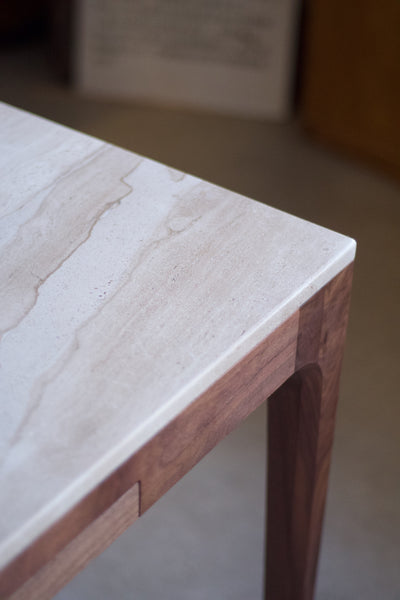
[74,0,300,119]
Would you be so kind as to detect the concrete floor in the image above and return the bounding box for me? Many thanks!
[1,43,400,599]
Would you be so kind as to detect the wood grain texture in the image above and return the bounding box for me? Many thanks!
[131,310,298,515]
[8,484,139,600]
[0,103,356,599]
[0,102,355,576]
[0,465,140,598]
[0,311,298,598]
[265,264,354,600]
[301,0,400,178]
[0,266,354,599]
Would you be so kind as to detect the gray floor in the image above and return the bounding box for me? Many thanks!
[1,43,400,599]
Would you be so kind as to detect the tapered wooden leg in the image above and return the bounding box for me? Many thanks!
[265,264,354,600]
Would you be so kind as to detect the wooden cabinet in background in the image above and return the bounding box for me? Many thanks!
[301,0,400,178]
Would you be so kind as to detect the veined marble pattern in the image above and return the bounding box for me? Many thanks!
[0,102,356,570]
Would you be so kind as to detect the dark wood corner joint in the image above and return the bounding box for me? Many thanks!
[266,262,354,600]
[0,263,354,600]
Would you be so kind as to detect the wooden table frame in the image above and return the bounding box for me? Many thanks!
[0,263,354,600]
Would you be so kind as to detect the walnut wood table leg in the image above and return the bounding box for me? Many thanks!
[265,264,354,600]
[0,104,357,600]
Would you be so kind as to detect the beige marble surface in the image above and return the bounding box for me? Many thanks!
[0,102,355,571]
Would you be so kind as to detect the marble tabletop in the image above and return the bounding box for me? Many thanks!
[0,102,356,571]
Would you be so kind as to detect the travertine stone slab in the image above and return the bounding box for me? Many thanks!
[0,102,356,571]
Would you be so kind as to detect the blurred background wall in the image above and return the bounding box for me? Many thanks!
[1,1,399,599]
